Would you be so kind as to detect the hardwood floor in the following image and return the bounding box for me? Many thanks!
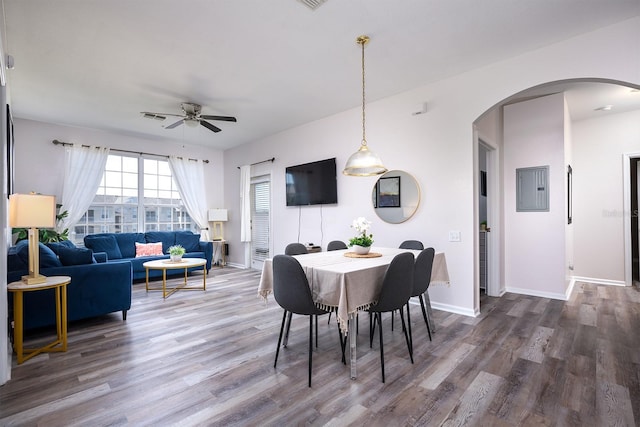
[1,268,639,426]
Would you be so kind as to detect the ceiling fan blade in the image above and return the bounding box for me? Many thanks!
[200,120,222,133]
[165,119,184,129]
[141,112,166,121]
[199,115,237,122]
[141,112,186,118]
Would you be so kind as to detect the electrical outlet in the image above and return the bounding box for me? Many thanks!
[448,231,461,242]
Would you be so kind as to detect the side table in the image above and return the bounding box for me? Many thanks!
[212,239,226,267]
[8,276,71,364]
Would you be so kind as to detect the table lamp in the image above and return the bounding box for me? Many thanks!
[9,193,56,284]
[208,209,228,240]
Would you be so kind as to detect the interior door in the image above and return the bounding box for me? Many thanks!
[632,158,639,283]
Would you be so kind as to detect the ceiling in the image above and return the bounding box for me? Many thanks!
[3,0,640,150]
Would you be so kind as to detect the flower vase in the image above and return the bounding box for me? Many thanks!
[352,245,371,255]
[170,254,183,262]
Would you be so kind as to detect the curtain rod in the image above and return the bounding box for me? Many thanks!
[236,157,275,169]
[52,139,209,163]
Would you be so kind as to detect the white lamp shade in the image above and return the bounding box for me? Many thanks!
[9,193,56,228]
[208,209,228,222]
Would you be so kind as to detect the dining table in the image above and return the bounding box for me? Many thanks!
[258,246,450,379]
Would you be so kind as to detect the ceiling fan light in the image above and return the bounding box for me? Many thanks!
[185,118,199,128]
[342,144,387,176]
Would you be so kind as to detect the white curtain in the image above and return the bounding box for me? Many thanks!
[58,144,109,233]
[168,156,210,241]
[240,165,251,242]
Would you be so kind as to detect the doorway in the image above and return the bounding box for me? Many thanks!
[475,134,501,305]
[623,152,640,286]
[478,142,489,295]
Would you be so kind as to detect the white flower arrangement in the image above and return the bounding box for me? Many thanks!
[348,217,373,247]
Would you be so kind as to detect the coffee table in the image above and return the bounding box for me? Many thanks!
[143,258,207,298]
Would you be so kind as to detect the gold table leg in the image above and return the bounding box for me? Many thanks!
[13,291,24,364]
[163,269,167,298]
[60,285,68,351]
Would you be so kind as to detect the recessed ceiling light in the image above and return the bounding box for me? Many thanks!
[594,105,613,111]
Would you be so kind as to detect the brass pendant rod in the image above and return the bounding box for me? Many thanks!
[357,35,370,147]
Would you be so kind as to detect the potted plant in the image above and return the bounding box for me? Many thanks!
[168,244,186,262]
[348,217,374,255]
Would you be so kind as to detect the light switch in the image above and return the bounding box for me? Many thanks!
[449,231,461,242]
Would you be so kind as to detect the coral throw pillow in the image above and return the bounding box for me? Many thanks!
[135,242,164,257]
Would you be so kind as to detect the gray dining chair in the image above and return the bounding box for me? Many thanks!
[327,240,348,251]
[368,251,415,383]
[399,240,424,250]
[285,243,308,256]
[409,247,435,350]
[272,255,345,387]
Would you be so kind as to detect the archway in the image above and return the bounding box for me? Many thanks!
[472,78,640,313]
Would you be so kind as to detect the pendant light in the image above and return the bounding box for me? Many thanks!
[343,35,388,177]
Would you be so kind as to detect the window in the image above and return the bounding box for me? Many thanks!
[251,176,271,267]
[72,155,197,243]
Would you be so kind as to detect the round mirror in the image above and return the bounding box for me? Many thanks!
[372,170,420,224]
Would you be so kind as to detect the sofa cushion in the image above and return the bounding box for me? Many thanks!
[113,233,146,259]
[7,246,28,272]
[135,242,163,257]
[46,240,76,255]
[16,240,62,268]
[145,231,175,254]
[58,247,96,266]
[84,235,123,260]
[175,232,201,253]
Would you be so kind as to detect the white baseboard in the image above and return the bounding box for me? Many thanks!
[571,276,627,287]
[504,286,569,301]
[225,262,247,269]
[429,301,477,317]
[505,276,627,302]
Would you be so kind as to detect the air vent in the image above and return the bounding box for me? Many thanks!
[297,0,327,10]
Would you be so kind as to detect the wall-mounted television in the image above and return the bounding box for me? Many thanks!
[286,158,338,206]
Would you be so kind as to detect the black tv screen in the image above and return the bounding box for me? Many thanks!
[286,158,338,206]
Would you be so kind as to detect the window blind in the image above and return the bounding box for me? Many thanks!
[251,179,270,262]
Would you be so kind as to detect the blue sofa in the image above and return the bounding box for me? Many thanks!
[7,240,133,330]
[83,231,213,281]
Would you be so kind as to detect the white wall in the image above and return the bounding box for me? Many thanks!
[503,93,567,298]
[12,118,225,209]
[224,17,640,316]
[572,109,640,283]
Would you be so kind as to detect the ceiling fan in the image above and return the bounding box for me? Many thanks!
[141,102,237,133]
